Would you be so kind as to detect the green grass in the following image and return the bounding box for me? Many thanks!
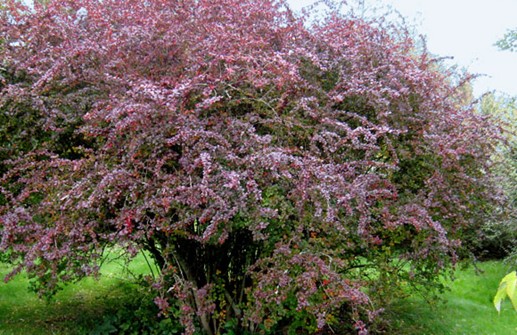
[386,261,517,335]
[0,257,516,334]
[0,250,155,335]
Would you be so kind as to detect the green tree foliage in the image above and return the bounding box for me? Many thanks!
[474,93,517,259]
[496,28,517,52]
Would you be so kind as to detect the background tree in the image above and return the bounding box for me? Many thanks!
[0,0,505,333]
[496,28,517,52]
[474,93,516,260]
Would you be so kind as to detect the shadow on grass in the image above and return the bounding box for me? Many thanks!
[0,277,140,334]
[0,251,156,335]
[1,259,516,334]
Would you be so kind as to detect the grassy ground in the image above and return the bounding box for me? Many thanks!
[0,257,515,334]
[386,261,517,335]
[0,250,156,335]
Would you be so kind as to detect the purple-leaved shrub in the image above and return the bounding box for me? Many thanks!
[0,1,505,333]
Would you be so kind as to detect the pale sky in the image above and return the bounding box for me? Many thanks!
[287,0,517,97]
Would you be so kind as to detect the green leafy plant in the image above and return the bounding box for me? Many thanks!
[494,271,517,314]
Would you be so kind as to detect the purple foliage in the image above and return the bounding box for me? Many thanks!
[0,1,504,333]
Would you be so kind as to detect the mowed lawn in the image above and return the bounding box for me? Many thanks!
[0,256,515,335]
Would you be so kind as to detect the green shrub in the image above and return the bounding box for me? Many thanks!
[90,282,183,335]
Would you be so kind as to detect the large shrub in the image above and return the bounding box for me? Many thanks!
[0,0,504,333]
